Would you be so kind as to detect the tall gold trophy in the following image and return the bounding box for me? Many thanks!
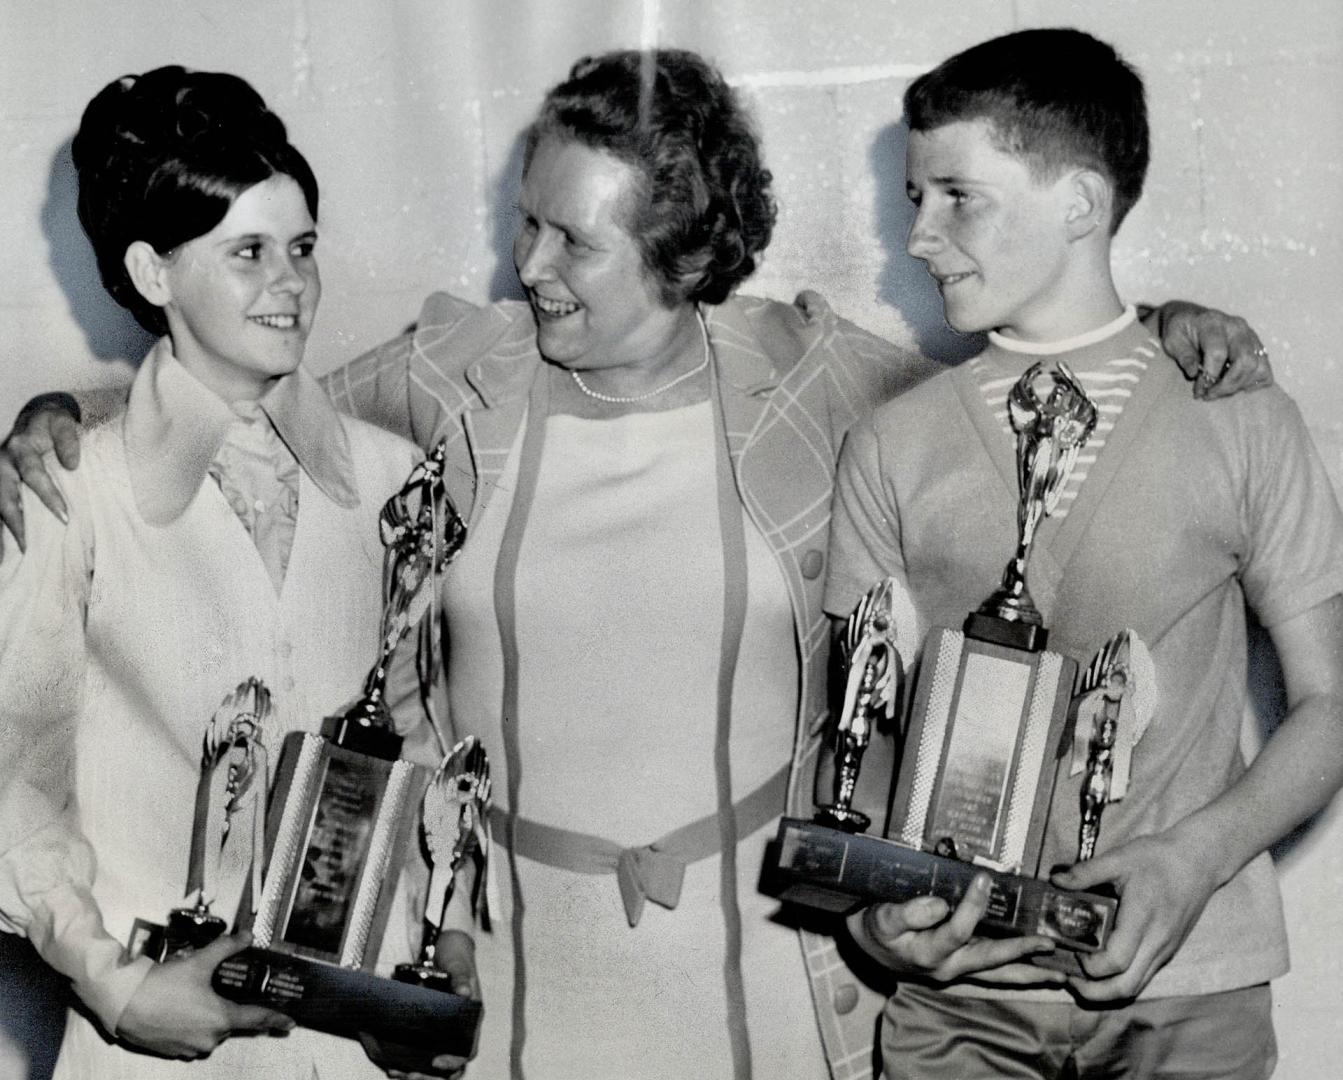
[765,364,1135,966]
[203,441,486,1059]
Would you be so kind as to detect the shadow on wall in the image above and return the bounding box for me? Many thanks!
[871,120,982,367]
[488,132,528,304]
[42,138,155,365]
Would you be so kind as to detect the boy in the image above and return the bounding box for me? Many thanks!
[824,28,1343,1079]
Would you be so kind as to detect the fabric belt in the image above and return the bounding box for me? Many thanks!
[488,763,788,927]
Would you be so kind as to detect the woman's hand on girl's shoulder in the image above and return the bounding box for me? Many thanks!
[0,394,85,559]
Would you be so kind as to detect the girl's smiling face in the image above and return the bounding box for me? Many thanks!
[144,173,320,402]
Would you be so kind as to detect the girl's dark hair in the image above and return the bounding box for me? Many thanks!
[525,49,776,306]
[72,66,319,334]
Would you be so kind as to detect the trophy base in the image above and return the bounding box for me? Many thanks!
[814,805,871,833]
[130,908,228,963]
[761,818,1115,967]
[213,947,481,1057]
[165,907,227,958]
[392,960,457,990]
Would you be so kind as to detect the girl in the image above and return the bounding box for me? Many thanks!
[0,67,456,1079]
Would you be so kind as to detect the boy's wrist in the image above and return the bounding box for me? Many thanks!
[1162,810,1244,894]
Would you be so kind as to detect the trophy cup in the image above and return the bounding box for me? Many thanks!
[211,441,484,1058]
[130,678,273,962]
[764,363,1120,965]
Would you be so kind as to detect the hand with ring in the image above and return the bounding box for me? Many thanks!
[1151,301,1274,399]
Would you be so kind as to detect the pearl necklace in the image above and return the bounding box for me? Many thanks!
[570,310,710,404]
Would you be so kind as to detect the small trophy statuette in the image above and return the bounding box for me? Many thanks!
[333,439,466,751]
[136,678,272,961]
[816,579,903,833]
[969,361,1098,646]
[394,736,492,991]
[1070,630,1156,861]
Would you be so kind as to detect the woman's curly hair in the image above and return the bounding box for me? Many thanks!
[525,49,777,306]
[72,66,318,334]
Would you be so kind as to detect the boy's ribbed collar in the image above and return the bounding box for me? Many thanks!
[988,305,1137,356]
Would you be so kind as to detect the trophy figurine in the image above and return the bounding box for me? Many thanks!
[764,363,1121,964]
[211,440,483,1058]
[815,578,903,833]
[1071,630,1156,861]
[329,440,468,751]
[967,361,1097,645]
[132,678,273,961]
[395,736,491,990]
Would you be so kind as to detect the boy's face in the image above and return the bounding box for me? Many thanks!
[905,119,1077,339]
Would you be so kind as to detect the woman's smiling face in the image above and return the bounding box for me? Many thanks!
[513,135,684,373]
[153,173,320,401]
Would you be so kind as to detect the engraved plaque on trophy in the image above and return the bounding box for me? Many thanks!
[763,364,1119,963]
[209,441,484,1059]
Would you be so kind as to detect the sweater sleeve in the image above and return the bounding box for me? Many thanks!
[319,328,418,442]
[0,462,155,1035]
[318,292,498,452]
[823,413,908,619]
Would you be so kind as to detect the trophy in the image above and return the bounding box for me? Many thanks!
[764,363,1125,965]
[130,679,273,962]
[1070,630,1155,862]
[209,441,484,1059]
[394,735,491,990]
[814,578,903,834]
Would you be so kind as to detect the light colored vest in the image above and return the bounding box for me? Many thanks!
[73,414,420,949]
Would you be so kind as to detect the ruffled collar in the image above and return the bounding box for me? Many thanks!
[123,337,359,525]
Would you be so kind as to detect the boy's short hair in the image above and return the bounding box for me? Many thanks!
[904,28,1149,233]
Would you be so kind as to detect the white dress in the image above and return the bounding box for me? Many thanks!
[443,400,827,1079]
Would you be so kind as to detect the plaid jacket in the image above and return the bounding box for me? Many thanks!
[323,290,937,1079]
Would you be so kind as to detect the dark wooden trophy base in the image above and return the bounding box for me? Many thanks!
[761,818,1115,970]
[213,947,481,1058]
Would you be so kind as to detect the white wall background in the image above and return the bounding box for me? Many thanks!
[2,1,1342,1075]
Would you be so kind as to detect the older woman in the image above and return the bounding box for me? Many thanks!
[0,48,1269,1080]
[324,51,933,1079]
